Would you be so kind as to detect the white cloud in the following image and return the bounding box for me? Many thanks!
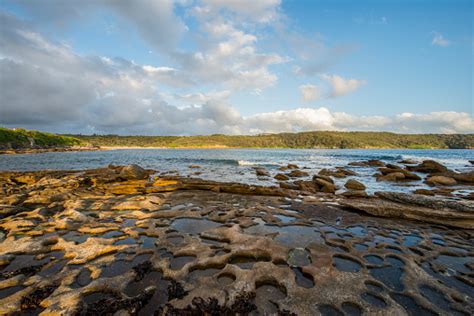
[202,0,281,23]
[299,84,320,102]
[171,15,287,92]
[109,0,186,52]
[241,108,474,135]
[0,5,471,136]
[11,0,186,53]
[173,90,232,104]
[431,32,451,47]
[320,74,366,97]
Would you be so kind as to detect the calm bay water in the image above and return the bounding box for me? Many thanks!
[1,148,472,194]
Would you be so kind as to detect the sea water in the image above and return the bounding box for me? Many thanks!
[0,148,472,194]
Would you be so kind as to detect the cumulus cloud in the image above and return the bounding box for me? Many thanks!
[431,32,451,47]
[299,84,320,102]
[173,90,232,104]
[0,5,471,136]
[11,0,186,53]
[172,14,287,92]
[240,108,474,135]
[106,0,186,53]
[201,0,281,23]
[320,74,366,97]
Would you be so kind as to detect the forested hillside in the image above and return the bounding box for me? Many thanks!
[2,127,472,150]
[72,131,474,149]
[0,128,81,149]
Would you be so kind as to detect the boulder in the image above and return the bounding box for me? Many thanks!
[344,179,366,190]
[118,164,149,180]
[398,159,418,165]
[349,160,385,167]
[313,178,336,193]
[377,172,405,181]
[319,168,356,178]
[413,189,435,196]
[294,180,318,193]
[255,168,270,177]
[288,170,309,178]
[106,180,148,195]
[347,161,367,167]
[341,190,368,198]
[312,174,334,184]
[341,192,474,229]
[279,163,299,171]
[385,164,402,170]
[407,160,448,174]
[188,165,201,169]
[426,176,457,186]
[274,173,290,181]
[279,182,300,190]
[449,171,474,184]
[367,160,385,167]
[378,167,421,180]
[13,175,38,185]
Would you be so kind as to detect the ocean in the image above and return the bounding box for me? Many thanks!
[1,148,472,194]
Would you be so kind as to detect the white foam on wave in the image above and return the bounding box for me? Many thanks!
[400,155,470,167]
[237,160,279,166]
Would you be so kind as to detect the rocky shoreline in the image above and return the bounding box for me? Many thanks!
[0,164,473,315]
[0,146,101,155]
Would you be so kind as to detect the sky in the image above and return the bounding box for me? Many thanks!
[0,0,472,135]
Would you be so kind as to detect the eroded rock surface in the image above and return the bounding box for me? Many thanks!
[0,166,473,315]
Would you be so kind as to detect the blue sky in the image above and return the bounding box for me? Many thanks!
[0,0,472,135]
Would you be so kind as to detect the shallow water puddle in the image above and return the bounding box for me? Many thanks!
[244,224,323,248]
[274,214,296,224]
[71,268,92,288]
[369,265,405,292]
[255,283,286,314]
[361,292,386,308]
[114,237,136,245]
[419,284,452,312]
[170,218,222,234]
[138,236,156,249]
[341,302,362,316]
[333,255,362,273]
[187,267,221,281]
[288,248,311,266]
[217,273,235,285]
[292,267,315,288]
[390,292,437,316]
[402,234,423,247]
[169,256,195,270]
[101,254,152,277]
[0,285,25,299]
[102,230,124,239]
[317,304,344,316]
[433,254,473,274]
[346,226,367,237]
[364,255,384,265]
[123,268,170,315]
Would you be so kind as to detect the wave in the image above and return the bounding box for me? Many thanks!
[161,157,239,165]
[238,160,280,166]
[400,155,469,167]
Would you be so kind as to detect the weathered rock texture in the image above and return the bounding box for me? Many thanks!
[0,165,472,315]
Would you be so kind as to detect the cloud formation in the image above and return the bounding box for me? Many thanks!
[299,84,320,102]
[0,3,471,136]
[320,74,366,97]
[431,32,451,47]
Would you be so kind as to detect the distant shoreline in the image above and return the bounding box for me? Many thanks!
[1,145,472,155]
[2,128,473,151]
